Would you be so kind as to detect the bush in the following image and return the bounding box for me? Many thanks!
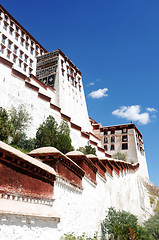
[144,211,159,240]
[10,105,31,145]
[0,107,12,141]
[60,233,98,240]
[101,207,150,240]
[77,145,96,155]
[15,133,36,152]
[113,152,126,161]
[36,116,74,154]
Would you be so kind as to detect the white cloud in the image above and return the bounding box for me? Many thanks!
[146,107,157,112]
[89,82,95,86]
[112,105,150,125]
[89,88,108,99]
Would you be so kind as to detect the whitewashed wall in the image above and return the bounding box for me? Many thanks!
[0,168,152,240]
[0,61,104,156]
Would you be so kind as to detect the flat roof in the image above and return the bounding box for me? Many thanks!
[101,123,142,138]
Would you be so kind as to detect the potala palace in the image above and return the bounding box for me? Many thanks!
[0,4,158,239]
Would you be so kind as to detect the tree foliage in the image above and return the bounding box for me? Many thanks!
[10,105,31,145]
[36,116,74,154]
[0,107,12,141]
[144,211,159,240]
[113,152,126,161]
[77,145,96,156]
[101,207,150,240]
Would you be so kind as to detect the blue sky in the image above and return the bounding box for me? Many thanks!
[3,0,159,186]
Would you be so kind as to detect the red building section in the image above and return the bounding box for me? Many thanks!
[29,147,85,188]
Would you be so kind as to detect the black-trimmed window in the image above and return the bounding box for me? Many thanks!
[122,135,128,142]
[122,143,128,150]
[111,136,115,143]
[110,145,115,151]
[104,130,108,135]
[111,130,115,134]
[104,145,108,151]
[104,137,108,144]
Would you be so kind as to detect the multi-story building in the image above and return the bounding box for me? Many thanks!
[0,4,47,76]
[0,4,149,177]
[91,122,149,178]
[36,49,92,132]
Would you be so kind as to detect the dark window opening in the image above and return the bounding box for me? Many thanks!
[110,145,115,151]
[122,135,128,142]
[122,143,128,150]
[111,136,115,143]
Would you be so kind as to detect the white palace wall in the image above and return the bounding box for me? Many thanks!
[0,167,153,240]
[0,59,105,157]
[0,57,154,240]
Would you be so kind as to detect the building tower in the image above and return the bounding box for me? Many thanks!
[36,49,92,132]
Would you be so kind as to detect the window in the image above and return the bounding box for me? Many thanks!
[19,51,23,59]
[110,145,115,151]
[122,128,128,134]
[1,45,5,54]
[9,27,13,35]
[25,43,29,50]
[3,22,8,31]
[10,21,13,27]
[61,60,64,68]
[104,145,108,151]
[2,35,6,44]
[24,55,28,63]
[26,36,29,42]
[16,26,19,32]
[21,38,24,46]
[104,130,108,135]
[15,33,19,41]
[13,55,17,63]
[30,47,33,55]
[30,59,33,67]
[5,15,8,21]
[31,41,34,46]
[24,64,27,72]
[78,77,81,84]
[111,136,115,143]
[71,77,74,86]
[79,86,81,92]
[75,81,77,88]
[62,69,64,76]
[67,75,69,81]
[8,41,12,50]
[21,31,25,37]
[40,50,43,55]
[122,135,128,142]
[29,68,32,75]
[111,129,115,134]
[14,45,18,54]
[122,143,128,150]
[19,60,22,68]
[104,137,108,144]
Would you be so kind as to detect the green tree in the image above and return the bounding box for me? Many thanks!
[113,152,126,161]
[10,105,31,145]
[0,107,12,141]
[36,115,58,148]
[101,207,149,240]
[36,116,74,154]
[77,145,96,156]
[144,211,159,240]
